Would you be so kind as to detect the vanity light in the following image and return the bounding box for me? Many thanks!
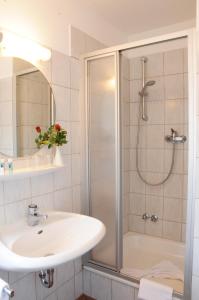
[0,30,51,62]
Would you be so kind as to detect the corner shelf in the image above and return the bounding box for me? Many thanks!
[0,164,64,181]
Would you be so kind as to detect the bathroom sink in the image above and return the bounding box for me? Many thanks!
[0,211,105,271]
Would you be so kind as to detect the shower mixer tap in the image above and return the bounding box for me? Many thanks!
[142,213,151,220]
[165,128,187,144]
[142,213,159,222]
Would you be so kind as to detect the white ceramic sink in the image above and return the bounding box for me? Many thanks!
[0,211,105,271]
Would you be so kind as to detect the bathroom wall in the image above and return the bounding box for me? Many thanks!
[122,45,188,242]
[69,25,106,58]
[0,49,83,300]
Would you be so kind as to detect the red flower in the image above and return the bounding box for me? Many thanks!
[54,124,61,131]
[36,126,41,133]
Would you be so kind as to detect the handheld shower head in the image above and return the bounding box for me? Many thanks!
[146,80,156,86]
[139,80,156,97]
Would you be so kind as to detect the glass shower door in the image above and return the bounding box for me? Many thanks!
[86,52,122,270]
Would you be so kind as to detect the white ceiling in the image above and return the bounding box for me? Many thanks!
[83,0,196,35]
[0,0,196,54]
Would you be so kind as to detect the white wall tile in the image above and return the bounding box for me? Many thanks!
[54,160,72,190]
[54,188,73,212]
[46,292,58,300]
[74,257,82,274]
[130,171,146,194]
[31,193,54,211]
[112,280,134,300]
[71,122,81,154]
[52,51,70,88]
[75,271,83,299]
[83,269,91,296]
[164,174,183,198]
[11,273,36,300]
[163,221,181,241]
[146,149,164,173]
[70,89,80,121]
[0,269,8,281]
[147,101,164,125]
[53,85,70,122]
[71,58,80,90]
[72,154,81,185]
[72,185,81,213]
[130,58,142,80]
[129,193,145,215]
[9,272,27,284]
[163,197,182,222]
[165,100,184,124]
[91,273,111,300]
[164,74,184,100]
[129,215,145,233]
[5,199,29,224]
[57,261,74,286]
[146,53,164,77]
[145,220,163,237]
[146,195,163,218]
[4,178,31,203]
[57,278,75,300]
[164,49,184,75]
[31,173,54,197]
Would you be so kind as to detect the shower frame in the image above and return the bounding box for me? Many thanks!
[82,29,197,300]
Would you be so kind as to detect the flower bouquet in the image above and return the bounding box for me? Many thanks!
[35,124,67,166]
[35,124,67,149]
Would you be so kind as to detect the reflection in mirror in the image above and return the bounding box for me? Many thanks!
[0,57,53,158]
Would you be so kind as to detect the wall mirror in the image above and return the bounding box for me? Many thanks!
[0,57,54,158]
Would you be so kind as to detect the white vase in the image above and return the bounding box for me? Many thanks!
[53,146,63,166]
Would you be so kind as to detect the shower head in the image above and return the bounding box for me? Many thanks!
[139,80,156,97]
[145,80,156,86]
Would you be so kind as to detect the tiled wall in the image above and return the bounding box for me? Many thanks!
[122,47,188,242]
[83,268,180,300]
[0,50,83,300]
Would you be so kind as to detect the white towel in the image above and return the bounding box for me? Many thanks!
[138,278,173,300]
[122,260,183,281]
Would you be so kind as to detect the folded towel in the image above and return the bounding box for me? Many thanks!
[138,278,173,300]
[122,260,183,281]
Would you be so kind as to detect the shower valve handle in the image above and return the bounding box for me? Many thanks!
[142,213,150,220]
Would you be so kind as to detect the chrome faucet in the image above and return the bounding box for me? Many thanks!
[27,203,48,226]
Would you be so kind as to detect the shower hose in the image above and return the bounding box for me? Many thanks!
[135,102,175,186]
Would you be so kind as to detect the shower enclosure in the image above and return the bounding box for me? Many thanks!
[84,32,193,299]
